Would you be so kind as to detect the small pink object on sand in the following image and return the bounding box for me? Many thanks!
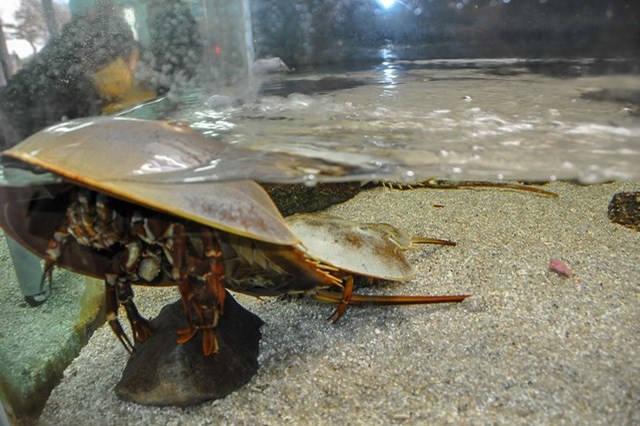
[549,258,573,278]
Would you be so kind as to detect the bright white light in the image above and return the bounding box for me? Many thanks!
[378,0,396,9]
[123,7,139,41]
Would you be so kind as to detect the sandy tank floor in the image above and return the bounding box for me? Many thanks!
[21,181,640,425]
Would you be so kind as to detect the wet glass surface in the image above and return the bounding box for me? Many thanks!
[0,1,639,423]
[118,59,640,184]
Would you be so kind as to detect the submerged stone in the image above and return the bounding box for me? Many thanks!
[263,182,362,217]
[115,292,263,406]
[608,191,640,232]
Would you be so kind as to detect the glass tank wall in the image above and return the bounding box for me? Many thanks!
[1,1,639,182]
[0,1,638,424]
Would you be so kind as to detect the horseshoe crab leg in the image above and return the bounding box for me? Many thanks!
[326,276,356,323]
[116,280,153,345]
[174,225,226,358]
[104,273,135,354]
[104,259,154,354]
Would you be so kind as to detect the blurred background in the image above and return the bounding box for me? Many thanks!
[1,0,639,182]
[2,0,639,83]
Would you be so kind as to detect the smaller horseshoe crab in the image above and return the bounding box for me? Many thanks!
[285,214,463,320]
[0,117,467,370]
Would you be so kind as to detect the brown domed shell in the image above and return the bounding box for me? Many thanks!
[3,117,298,245]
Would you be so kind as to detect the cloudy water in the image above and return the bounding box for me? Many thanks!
[132,58,640,185]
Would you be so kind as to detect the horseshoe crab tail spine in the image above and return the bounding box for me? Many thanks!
[315,291,469,306]
[411,237,457,246]
[453,181,559,198]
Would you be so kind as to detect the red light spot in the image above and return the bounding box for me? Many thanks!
[213,44,222,55]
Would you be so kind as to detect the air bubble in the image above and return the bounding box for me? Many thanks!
[303,174,318,187]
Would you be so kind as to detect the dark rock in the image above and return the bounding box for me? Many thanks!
[262,182,362,217]
[608,191,640,232]
[581,89,640,105]
[259,77,369,97]
[115,291,263,406]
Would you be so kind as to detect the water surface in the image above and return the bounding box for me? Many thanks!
[124,58,640,184]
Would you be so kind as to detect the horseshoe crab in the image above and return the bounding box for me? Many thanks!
[0,117,467,360]
[285,213,463,320]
